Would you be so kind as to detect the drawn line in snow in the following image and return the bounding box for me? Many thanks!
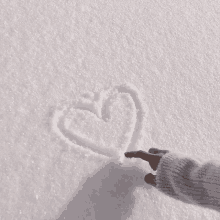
[52,83,147,163]
[115,83,147,162]
[56,90,135,159]
[52,106,108,159]
[75,88,116,122]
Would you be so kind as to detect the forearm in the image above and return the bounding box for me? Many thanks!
[155,152,220,212]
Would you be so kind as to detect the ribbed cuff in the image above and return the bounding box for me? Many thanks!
[155,152,178,191]
[155,152,198,204]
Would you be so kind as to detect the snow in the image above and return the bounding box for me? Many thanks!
[1,1,220,220]
[52,83,147,165]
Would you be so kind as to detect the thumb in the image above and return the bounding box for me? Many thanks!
[144,173,157,187]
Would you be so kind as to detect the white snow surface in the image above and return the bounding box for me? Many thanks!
[1,1,220,219]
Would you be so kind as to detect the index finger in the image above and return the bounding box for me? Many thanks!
[125,150,155,161]
[138,150,157,162]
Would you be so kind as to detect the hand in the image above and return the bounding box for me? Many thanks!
[124,148,169,171]
[124,148,169,186]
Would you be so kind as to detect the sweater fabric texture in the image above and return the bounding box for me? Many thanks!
[156,152,220,212]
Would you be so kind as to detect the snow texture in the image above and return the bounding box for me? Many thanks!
[52,83,148,164]
[2,0,220,219]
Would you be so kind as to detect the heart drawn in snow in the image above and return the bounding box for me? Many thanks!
[53,83,147,162]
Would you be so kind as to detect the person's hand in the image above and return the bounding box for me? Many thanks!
[124,148,169,186]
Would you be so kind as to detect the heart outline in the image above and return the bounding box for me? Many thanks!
[52,83,148,162]
[61,92,136,157]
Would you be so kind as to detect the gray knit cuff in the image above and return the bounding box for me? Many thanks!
[155,152,196,204]
[155,152,178,190]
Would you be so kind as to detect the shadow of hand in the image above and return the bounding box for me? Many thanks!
[55,160,152,220]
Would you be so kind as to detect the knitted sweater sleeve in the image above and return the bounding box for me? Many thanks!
[155,152,220,212]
